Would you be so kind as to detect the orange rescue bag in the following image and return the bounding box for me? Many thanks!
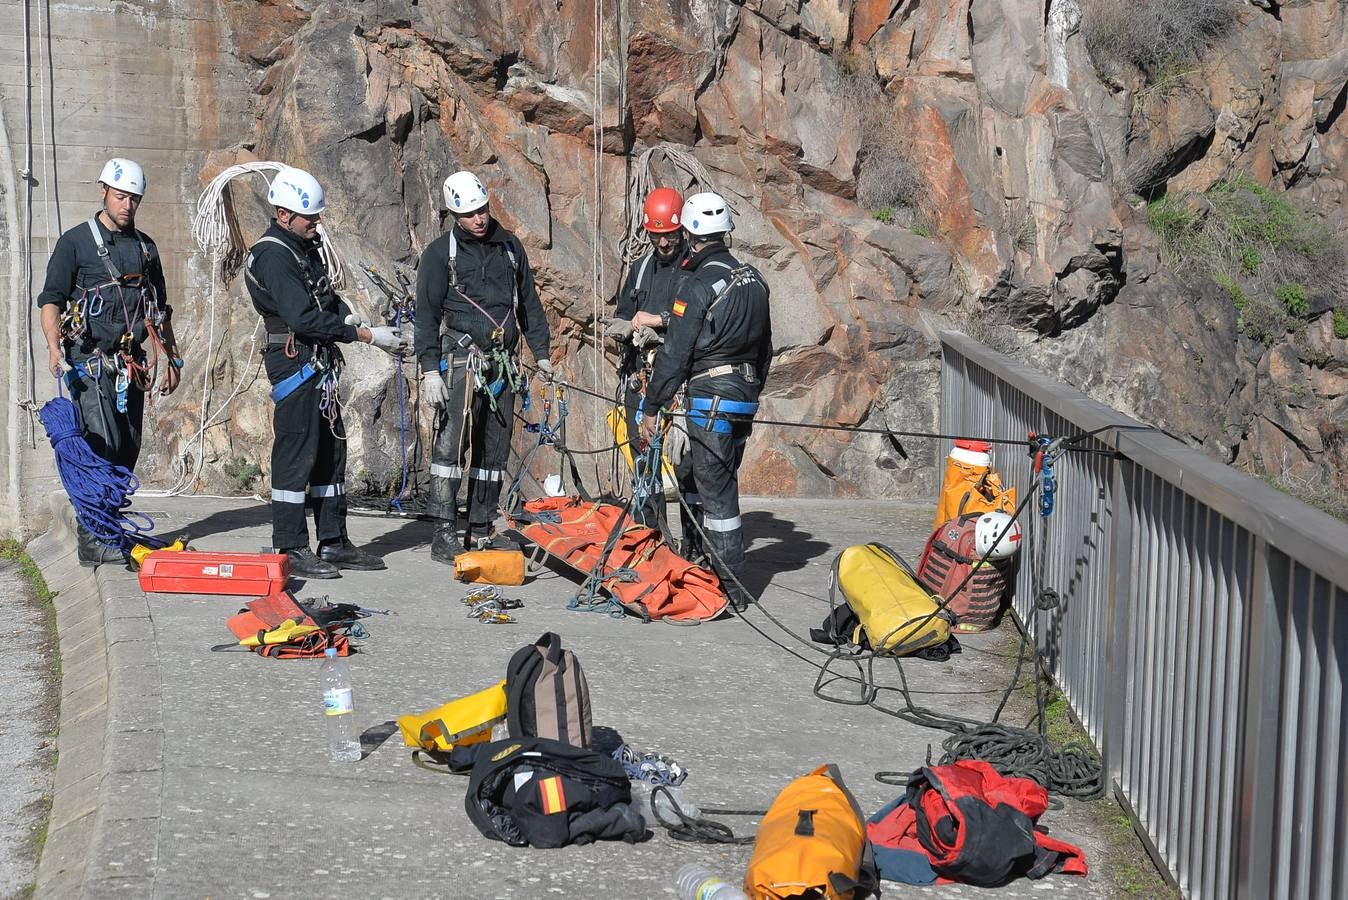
[934,440,1016,530]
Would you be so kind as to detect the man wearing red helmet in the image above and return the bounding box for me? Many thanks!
[606,187,690,532]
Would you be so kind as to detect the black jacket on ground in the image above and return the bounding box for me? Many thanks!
[643,241,772,413]
[614,247,684,321]
[245,222,357,382]
[465,736,649,849]
[415,220,550,374]
[37,212,170,358]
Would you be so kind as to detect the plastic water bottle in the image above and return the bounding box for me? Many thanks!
[321,647,361,762]
[632,781,701,826]
[674,863,748,900]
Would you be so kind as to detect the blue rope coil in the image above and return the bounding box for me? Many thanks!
[38,397,155,550]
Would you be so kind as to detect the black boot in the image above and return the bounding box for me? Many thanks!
[285,546,341,579]
[76,523,126,569]
[430,522,465,565]
[318,538,387,571]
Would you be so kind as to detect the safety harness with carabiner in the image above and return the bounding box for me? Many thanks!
[439,232,523,411]
[246,235,345,413]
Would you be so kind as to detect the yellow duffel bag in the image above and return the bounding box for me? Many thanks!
[398,680,508,757]
[830,543,950,655]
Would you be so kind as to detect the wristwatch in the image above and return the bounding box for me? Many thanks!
[659,310,671,329]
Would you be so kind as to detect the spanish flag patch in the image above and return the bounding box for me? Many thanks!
[538,775,567,815]
[672,299,687,317]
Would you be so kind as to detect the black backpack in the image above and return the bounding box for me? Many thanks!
[505,632,592,748]
[464,736,648,848]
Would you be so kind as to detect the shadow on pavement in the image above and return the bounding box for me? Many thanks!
[740,510,831,599]
[175,502,271,543]
[360,719,400,759]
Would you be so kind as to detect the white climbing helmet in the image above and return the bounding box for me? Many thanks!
[975,511,1022,561]
[267,166,326,215]
[97,157,146,196]
[443,170,489,214]
[680,191,734,236]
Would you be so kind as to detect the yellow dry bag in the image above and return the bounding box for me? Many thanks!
[831,543,950,655]
[397,680,508,754]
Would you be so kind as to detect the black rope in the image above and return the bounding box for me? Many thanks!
[511,362,1106,800]
[515,362,1129,455]
[646,785,762,845]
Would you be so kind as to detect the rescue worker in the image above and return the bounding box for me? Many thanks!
[37,157,182,567]
[415,171,553,563]
[605,187,687,530]
[245,166,404,578]
[640,192,772,611]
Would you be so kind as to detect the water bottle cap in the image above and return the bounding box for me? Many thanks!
[324,647,338,658]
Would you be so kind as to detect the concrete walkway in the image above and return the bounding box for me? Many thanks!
[33,495,1119,898]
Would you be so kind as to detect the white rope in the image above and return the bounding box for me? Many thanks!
[591,0,605,373]
[191,160,346,287]
[621,145,717,265]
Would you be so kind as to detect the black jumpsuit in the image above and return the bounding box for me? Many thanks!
[613,248,686,529]
[643,242,772,605]
[245,222,359,551]
[414,221,550,531]
[36,214,171,473]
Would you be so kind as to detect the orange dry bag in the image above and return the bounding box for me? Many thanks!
[744,764,880,900]
[934,439,1016,529]
[454,550,526,585]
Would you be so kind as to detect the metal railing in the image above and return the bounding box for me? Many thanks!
[939,331,1348,899]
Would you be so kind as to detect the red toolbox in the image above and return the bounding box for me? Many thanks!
[138,551,290,596]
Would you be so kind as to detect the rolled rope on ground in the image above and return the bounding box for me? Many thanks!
[38,397,154,550]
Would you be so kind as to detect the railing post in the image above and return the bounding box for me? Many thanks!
[1234,538,1281,899]
[1103,455,1134,789]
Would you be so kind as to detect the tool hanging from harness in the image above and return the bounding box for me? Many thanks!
[439,232,522,411]
[245,235,344,407]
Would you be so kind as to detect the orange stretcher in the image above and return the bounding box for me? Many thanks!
[511,496,727,623]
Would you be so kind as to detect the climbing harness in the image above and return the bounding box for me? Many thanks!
[246,235,346,437]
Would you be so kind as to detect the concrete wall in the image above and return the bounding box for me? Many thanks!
[0,0,251,538]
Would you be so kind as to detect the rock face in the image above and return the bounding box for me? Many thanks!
[138,0,1348,505]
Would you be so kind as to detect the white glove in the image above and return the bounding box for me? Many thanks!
[536,358,556,381]
[604,318,634,342]
[368,325,407,354]
[633,325,664,349]
[421,370,448,409]
[663,416,689,468]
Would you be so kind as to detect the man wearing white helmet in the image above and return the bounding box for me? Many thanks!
[414,170,552,562]
[244,166,405,578]
[640,191,772,611]
[36,157,182,567]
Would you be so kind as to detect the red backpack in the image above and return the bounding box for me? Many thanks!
[867,760,1087,886]
[915,514,1011,633]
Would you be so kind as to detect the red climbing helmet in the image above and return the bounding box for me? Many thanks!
[642,187,683,233]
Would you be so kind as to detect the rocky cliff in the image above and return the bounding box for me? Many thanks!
[143,0,1347,507]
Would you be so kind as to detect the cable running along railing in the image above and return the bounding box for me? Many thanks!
[940,330,1348,900]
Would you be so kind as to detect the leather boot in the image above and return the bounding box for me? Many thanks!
[430,522,465,565]
[285,546,340,579]
[76,523,126,569]
[318,538,387,571]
